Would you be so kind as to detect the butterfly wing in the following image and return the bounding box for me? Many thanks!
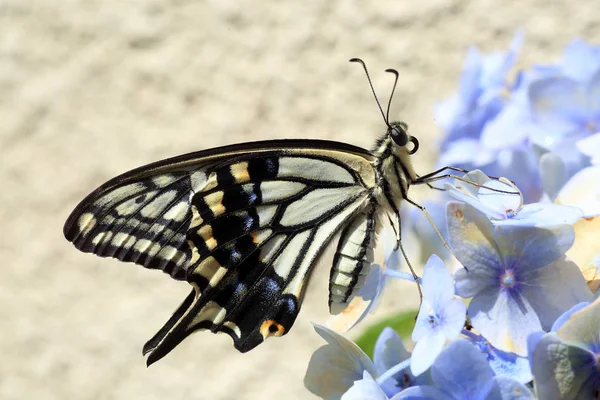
[63,140,378,364]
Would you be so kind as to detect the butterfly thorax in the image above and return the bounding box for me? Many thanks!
[371,128,418,218]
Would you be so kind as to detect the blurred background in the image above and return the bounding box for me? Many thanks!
[2,1,600,399]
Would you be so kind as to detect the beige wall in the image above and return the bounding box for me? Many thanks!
[2,1,599,399]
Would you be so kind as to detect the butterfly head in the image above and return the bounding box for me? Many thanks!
[388,121,419,155]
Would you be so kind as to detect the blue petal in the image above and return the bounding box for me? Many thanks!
[492,224,575,271]
[494,203,583,227]
[529,77,588,133]
[560,39,600,82]
[374,328,413,397]
[550,302,591,332]
[531,333,600,399]
[468,286,541,356]
[410,331,445,377]
[479,376,536,400]
[341,371,389,400]
[304,323,377,400]
[587,67,600,114]
[438,299,466,340]
[439,139,495,167]
[483,344,533,384]
[493,148,544,203]
[555,297,600,350]
[430,340,494,398]
[480,102,530,151]
[422,255,454,304]
[412,300,437,342]
[459,46,483,107]
[520,257,593,330]
[539,151,568,201]
[445,180,508,220]
[391,386,446,400]
[447,202,502,297]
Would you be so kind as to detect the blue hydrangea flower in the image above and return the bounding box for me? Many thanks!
[527,64,600,183]
[374,328,431,398]
[436,32,523,149]
[394,340,535,399]
[528,298,600,399]
[305,324,420,400]
[463,330,533,384]
[411,255,466,376]
[447,201,593,356]
[445,170,583,226]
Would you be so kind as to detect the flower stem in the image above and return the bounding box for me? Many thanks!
[384,269,422,284]
[376,358,411,386]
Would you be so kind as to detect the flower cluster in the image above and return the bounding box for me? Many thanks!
[304,35,600,399]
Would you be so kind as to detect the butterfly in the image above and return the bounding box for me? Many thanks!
[63,59,470,366]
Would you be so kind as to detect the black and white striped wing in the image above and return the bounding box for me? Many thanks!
[63,140,378,364]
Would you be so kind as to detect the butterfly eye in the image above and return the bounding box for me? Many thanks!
[391,127,408,147]
[408,136,419,155]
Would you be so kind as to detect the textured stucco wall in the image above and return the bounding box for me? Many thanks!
[2,1,599,399]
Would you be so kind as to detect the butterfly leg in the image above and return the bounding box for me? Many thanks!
[413,174,520,196]
[403,197,467,273]
[395,215,423,301]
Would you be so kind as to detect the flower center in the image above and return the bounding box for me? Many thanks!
[428,313,440,327]
[500,271,516,288]
[505,208,516,218]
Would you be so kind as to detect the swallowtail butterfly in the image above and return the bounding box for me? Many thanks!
[64,59,470,365]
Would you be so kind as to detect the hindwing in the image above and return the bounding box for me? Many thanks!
[63,140,378,364]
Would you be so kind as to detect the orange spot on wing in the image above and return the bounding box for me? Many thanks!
[260,320,285,338]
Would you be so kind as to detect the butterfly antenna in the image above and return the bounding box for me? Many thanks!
[350,58,389,126]
[384,68,399,123]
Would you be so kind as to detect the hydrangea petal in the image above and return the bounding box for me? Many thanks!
[410,330,445,377]
[468,287,541,356]
[492,224,575,271]
[438,139,495,167]
[391,385,446,400]
[556,165,600,218]
[481,102,530,151]
[422,255,454,303]
[341,371,389,400]
[560,39,600,82]
[521,257,593,329]
[539,151,568,201]
[439,299,467,339]
[374,328,410,375]
[304,323,377,400]
[430,340,494,398]
[447,202,502,297]
[529,77,588,133]
[487,348,533,384]
[478,179,522,218]
[585,67,600,112]
[480,376,535,400]
[550,302,591,332]
[497,203,583,227]
[374,328,413,397]
[556,296,600,348]
[445,181,507,220]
